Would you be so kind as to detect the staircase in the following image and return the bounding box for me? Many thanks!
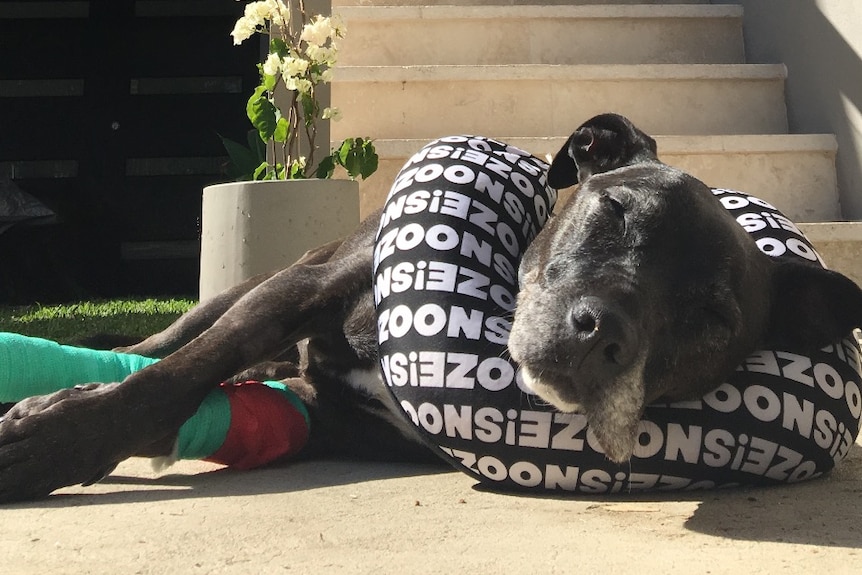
[330,0,862,284]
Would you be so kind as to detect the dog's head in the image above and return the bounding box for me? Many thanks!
[509,116,862,463]
[546,113,658,189]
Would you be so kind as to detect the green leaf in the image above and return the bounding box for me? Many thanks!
[246,86,277,141]
[359,141,379,179]
[252,160,270,180]
[346,151,361,179]
[334,138,379,180]
[300,92,318,127]
[246,128,267,160]
[262,73,278,92]
[270,38,289,58]
[337,138,353,164]
[248,84,267,105]
[287,160,305,179]
[314,154,336,179]
[273,116,290,143]
[219,132,261,181]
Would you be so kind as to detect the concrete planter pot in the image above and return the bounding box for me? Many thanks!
[199,179,360,301]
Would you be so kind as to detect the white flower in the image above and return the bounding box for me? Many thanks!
[301,16,334,47]
[321,107,341,121]
[230,18,258,45]
[311,67,334,84]
[265,0,289,26]
[262,53,281,76]
[246,2,269,18]
[285,76,313,95]
[305,44,337,67]
[230,0,289,44]
[295,78,312,95]
[243,1,271,26]
[283,56,309,78]
[330,15,347,39]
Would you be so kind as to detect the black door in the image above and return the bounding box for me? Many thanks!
[0,0,259,303]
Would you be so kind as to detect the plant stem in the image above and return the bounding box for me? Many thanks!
[298,0,307,25]
[287,90,300,174]
[304,91,317,177]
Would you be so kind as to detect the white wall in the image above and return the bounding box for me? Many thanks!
[712,0,862,220]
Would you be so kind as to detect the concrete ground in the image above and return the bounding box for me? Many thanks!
[3,440,862,574]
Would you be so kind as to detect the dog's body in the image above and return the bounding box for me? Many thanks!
[1,114,862,502]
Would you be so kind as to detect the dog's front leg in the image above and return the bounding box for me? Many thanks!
[0,243,368,502]
[118,270,279,358]
[122,238,345,359]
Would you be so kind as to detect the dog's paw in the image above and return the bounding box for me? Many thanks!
[0,384,125,502]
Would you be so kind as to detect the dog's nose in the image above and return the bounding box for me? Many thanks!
[569,296,638,372]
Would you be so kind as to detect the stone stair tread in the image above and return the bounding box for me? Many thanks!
[336,4,742,19]
[362,134,837,158]
[337,6,745,66]
[802,221,862,234]
[348,134,840,224]
[333,63,789,138]
[798,223,862,286]
[334,0,709,6]
[337,63,787,82]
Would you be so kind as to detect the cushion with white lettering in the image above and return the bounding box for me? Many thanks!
[373,137,862,493]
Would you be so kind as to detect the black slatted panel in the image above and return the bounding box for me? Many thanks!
[0,0,259,303]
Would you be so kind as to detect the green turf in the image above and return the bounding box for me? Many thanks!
[0,299,196,345]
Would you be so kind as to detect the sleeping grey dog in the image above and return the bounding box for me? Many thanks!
[0,113,860,501]
[511,115,862,462]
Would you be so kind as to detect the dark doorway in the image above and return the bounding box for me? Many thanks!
[0,1,259,303]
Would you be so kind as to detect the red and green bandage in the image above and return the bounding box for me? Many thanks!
[177,379,309,469]
[0,332,310,469]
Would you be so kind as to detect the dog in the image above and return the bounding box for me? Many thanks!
[510,115,862,463]
[0,113,860,501]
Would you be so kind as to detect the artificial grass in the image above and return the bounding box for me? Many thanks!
[0,299,196,345]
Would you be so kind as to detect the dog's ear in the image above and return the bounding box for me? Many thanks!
[643,132,658,156]
[765,260,862,350]
[548,114,660,190]
[548,129,595,189]
[547,133,581,190]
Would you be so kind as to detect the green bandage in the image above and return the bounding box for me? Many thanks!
[0,332,311,469]
[177,386,232,460]
[176,381,310,467]
[0,332,159,402]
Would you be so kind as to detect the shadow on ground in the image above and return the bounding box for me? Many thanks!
[9,445,862,550]
[6,458,451,509]
[685,448,862,548]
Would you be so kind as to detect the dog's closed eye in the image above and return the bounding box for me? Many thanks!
[602,194,626,220]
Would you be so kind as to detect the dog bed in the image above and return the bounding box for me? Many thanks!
[373,136,862,493]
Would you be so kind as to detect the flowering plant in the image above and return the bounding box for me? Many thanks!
[229,0,377,180]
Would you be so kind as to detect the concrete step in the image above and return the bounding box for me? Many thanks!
[334,0,709,6]
[660,134,839,222]
[798,223,862,288]
[348,134,839,224]
[336,5,744,66]
[331,64,788,140]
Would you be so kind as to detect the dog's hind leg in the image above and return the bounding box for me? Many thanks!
[0,223,372,502]
[120,238,345,359]
[118,271,278,358]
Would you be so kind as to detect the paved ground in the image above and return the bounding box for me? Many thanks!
[3,439,862,574]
